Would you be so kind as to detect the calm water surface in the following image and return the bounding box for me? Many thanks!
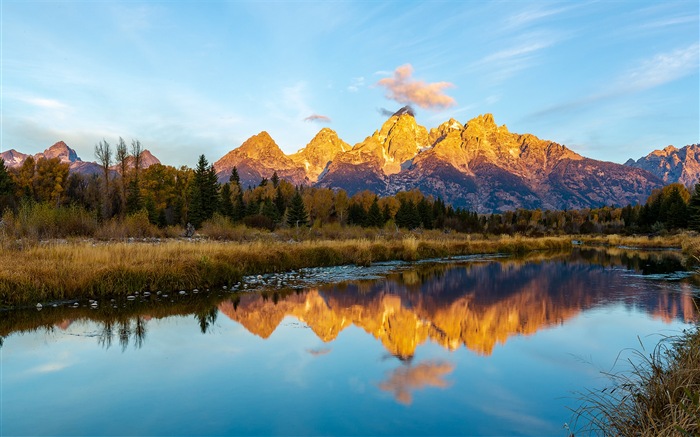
[2,248,698,436]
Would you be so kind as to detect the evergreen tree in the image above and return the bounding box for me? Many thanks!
[662,186,689,229]
[286,190,308,227]
[229,167,240,186]
[126,177,142,214]
[232,190,246,222]
[417,197,433,229]
[274,186,286,217]
[261,198,280,223]
[0,158,16,212]
[366,197,384,227]
[347,203,367,226]
[688,183,700,231]
[271,171,280,188]
[189,155,219,228]
[382,203,392,223]
[219,183,234,218]
[395,199,420,229]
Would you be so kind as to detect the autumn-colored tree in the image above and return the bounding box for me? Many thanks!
[333,190,349,224]
[14,156,36,199]
[33,157,70,206]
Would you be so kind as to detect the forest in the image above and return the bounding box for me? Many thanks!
[1,140,699,240]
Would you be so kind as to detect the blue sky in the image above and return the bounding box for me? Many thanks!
[2,1,698,167]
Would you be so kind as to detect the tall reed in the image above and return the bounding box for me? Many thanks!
[571,327,700,436]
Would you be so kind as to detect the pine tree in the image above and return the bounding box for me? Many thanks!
[271,171,280,188]
[688,183,700,231]
[286,190,308,227]
[261,198,280,223]
[382,203,392,223]
[663,186,689,229]
[126,177,142,214]
[347,203,367,226]
[229,167,240,186]
[274,186,286,216]
[395,199,420,229]
[219,183,234,218]
[0,158,16,213]
[232,189,245,222]
[417,197,433,229]
[189,154,220,228]
[366,197,384,227]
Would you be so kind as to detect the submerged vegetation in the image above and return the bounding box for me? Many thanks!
[572,326,700,436]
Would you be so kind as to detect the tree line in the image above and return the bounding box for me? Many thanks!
[1,141,700,236]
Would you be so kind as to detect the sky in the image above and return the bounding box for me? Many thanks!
[2,0,698,167]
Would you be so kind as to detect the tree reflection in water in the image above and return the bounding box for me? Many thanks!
[2,248,698,355]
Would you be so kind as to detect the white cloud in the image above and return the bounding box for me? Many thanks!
[22,97,69,110]
[529,42,700,120]
[622,43,699,91]
[347,76,365,92]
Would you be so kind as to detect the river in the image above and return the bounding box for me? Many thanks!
[2,248,698,436]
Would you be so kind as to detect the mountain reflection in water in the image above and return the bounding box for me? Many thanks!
[2,249,698,357]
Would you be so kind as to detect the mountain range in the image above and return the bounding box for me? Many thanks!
[1,141,161,176]
[2,111,697,212]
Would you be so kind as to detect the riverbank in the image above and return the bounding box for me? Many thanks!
[573,325,700,436]
[0,233,573,306]
[1,231,697,307]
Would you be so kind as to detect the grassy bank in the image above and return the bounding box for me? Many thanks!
[572,326,700,436]
[3,230,698,307]
[0,234,572,306]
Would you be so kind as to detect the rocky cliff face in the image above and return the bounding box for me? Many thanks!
[393,114,662,211]
[213,131,307,187]
[625,144,700,188]
[320,113,661,211]
[289,128,350,183]
[316,107,429,194]
[0,149,29,167]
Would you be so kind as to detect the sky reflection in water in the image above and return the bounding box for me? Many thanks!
[2,249,698,436]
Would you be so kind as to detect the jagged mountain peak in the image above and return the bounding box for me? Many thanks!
[626,143,700,188]
[429,118,464,145]
[464,113,508,135]
[392,105,415,117]
[290,128,351,182]
[42,141,80,163]
[239,131,278,152]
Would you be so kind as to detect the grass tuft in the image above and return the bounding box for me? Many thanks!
[571,326,700,436]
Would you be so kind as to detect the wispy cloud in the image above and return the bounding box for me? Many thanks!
[21,96,69,110]
[529,42,700,119]
[303,114,331,123]
[505,4,574,29]
[347,76,365,92]
[623,42,699,91]
[377,64,456,110]
[636,14,698,30]
[469,35,557,83]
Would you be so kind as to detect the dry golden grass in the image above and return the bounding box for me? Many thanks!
[572,326,700,436]
[0,234,573,305]
[579,234,687,249]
